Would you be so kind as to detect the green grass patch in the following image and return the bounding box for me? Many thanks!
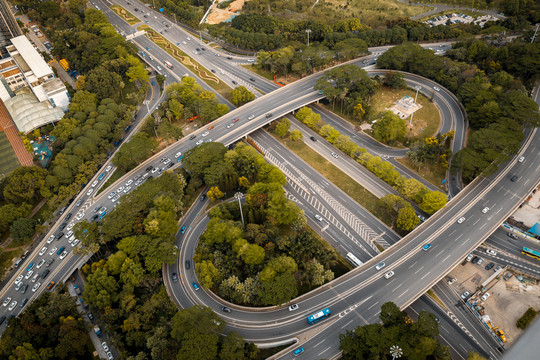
[97,168,125,196]
[139,26,233,100]
[396,156,447,189]
[274,133,394,229]
[110,5,140,25]
[0,132,20,176]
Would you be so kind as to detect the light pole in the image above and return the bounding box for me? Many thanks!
[390,345,403,360]
[409,85,421,126]
[305,29,311,46]
[235,192,245,227]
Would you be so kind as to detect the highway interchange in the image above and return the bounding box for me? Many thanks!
[1,1,539,359]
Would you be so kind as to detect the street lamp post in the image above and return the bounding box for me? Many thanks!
[305,29,311,46]
[409,85,421,126]
[390,345,403,360]
[235,192,245,227]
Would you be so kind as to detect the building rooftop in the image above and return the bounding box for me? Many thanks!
[9,35,52,79]
[3,91,63,133]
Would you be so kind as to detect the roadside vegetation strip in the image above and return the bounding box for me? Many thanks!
[270,130,394,229]
[426,289,447,309]
[110,5,140,25]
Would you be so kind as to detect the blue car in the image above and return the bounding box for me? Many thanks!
[99,211,107,219]
[177,155,183,162]
[293,347,304,356]
[57,246,65,255]
[27,262,35,271]
[423,243,432,251]
[192,282,199,291]
[98,173,104,180]
[151,81,155,86]
[146,47,150,51]
[180,226,186,233]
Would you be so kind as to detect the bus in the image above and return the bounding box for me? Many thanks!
[164,60,173,69]
[522,247,540,260]
[307,308,331,325]
[346,252,363,267]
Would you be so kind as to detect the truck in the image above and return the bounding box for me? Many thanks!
[94,325,102,337]
[164,60,173,69]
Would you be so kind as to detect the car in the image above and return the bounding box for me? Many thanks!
[175,152,182,158]
[375,262,385,271]
[25,270,34,280]
[15,281,22,291]
[466,253,473,262]
[108,191,116,199]
[461,291,470,300]
[41,269,50,279]
[471,256,479,264]
[485,249,497,256]
[433,86,441,91]
[36,259,46,269]
[68,235,76,244]
[189,135,197,140]
[105,165,112,172]
[99,207,108,215]
[45,259,54,268]
[56,232,64,240]
[124,187,131,193]
[91,180,98,187]
[192,282,200,290]
[331,152,339,158]
[14,275,23,285]
[510,175,518,182]
[27,262,35,271]
[457,217,465,224]
[314,214,323,221]
[167,162,174,168]
[494,265,502,272]
[184,260,190,269]
[46,235,55,244]
[87,312,94,320]
[66,230,74,238]
[172,273,178,283]
[477,258,484,265]
[59,222,67,230]
[288,304,299,311]
[196,139,203,145]
[151,167,159,173]
[481,292,490,301]
[485,262,495,270]
[117,185,125,192]
[482,207,489,213]
[422,244,432,251]
[8,301,17,311]
[126,179,133,186]
[37,246,48,256]
[59,251,68,259]
[182,40,187,45]
[65,213,72,220]
[107,351,113,360]
[293,347,305,356]
[0,316,5,325]
[3,297,11,306]
[507,233,518,239]
[232,80,237,85]
[19,298,28,308]
[208,125,215,130]
[384,271,395,279]
[227,123,234,129]
[202,131,209,137]
[417,214,426,222]
[86,188,93,196]
[221,306,231,313]
[32,282,41,292]
[180,226,186,234]
[232,117,239,123]
[32,273,40,282]
[102,342,110,352]
[206,139,212,143]
[310,136,316,142]
[98,173,105,180]
[91,215,99,222]
[518,156,525,163]
[265,113,272,118]
[163,159,171,165]
[76,199,83,207]
[447,277,456,285]
[76,212,84,220]
[248,115,255,120]
[146,166,153,172]
[72,239,81,247]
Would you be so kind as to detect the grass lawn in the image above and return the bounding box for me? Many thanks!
[139,26,233,100]
[0,132,20,176]
[110,5,140,25]
[396,156,447,189]
[97,168,125,196]
[274,134,394,229]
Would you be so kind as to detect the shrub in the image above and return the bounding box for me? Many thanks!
[516,307,537,329]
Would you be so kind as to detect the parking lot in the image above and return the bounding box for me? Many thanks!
[448,257,540,345]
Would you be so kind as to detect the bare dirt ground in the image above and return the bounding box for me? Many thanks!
[205,0,246,24]
[449,261,540,346]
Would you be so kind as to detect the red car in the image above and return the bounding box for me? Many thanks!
[232,118,239,123]
[208,125,215,130]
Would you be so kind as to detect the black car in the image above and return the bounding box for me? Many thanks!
[249,78,255,82]
[56,232,64,239]
[185,260,190,270]
[227,56,232,60]
[221,307,231,313]
[172,273,178,283]
[91,215,99,222]
[196,48,200,51]
[59,223,67,230]
[21,284,28,294]
[41,269,50,279]
[146,166,153,172]
[201,47,206,51]
[87,312,94,320]
[0,316,5,325]
[232,80,237,85]
[167,163,174,168]
[310,136,316,142]
[485,262,495,270]
[200,194,206,201]
[189,135,196,140]
[65,213,72,220]
[471,256,479,264]
[21,251,29,260]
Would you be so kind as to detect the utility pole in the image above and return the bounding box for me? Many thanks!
[235,192,245,227]
[305,29,311,46]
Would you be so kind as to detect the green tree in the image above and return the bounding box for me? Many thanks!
[467,351,488,360]
[3,166,48,203]
[274,118,291,138]
[220,331,248,360]
[231,86,255,106]
[9,218,37,243]
[373,111,406,144]
[420,191,448,215]
[0,203,32,233]
[113,132,157,172]
[184,142,228,181]
[290,130,303,141]
[383,70,407,89]
[196,260,221,288]
[84,268,119,309]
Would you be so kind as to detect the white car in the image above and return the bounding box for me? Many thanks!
[108,191,116,199]
[196,140,203,145]
[384,271,395,279]
[8,301,17,311]
[187,37,190,40]
[14,275,23,285]
[102,342,110,352]
[36,259,46,269]
[163,159,171,165]
[433,86,441,92]
[86,188,93,196]
[375,262,385,271]
[206,139,212,143]
[76,212,84,220]
[38,246,47,256]
[466,253,474,262]
[46,235,55,244]
[175,152,182,158]
[518,156,525,163]
[71,239,80,247]
[248,115,255,120]
[202,131,209,137]
[182,41,187,44]
[105,165,112,172]
[66,230,74,238]
[126,180,133,186]
[49,247,57,256]
[3,297,11,306]
[31,273,39,283]
[107,351,114,360]
[481,207,489,213]
[314,214,323,221]
[331,152,339,158]
[66,223,74,231]
[447,277,456,285]
[124,186,132,193]
[461,291,470,300]
[32,282,41,292]
[117,186,125,192]
[226,123,234,129]
[457,217,465,224]
[288,304,299,311]
[25,270,34,279]
[485,249,497,256]
[68,235,76,244]
[481,292,490,301]
[91,180,98,187]
[59,251,68,260]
